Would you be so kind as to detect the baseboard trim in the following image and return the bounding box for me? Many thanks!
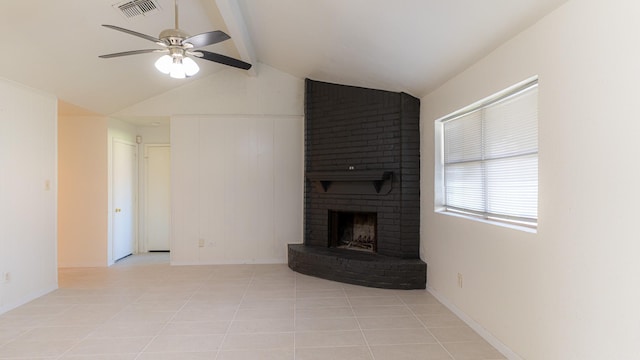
[427,286,523,360]
[170,259,287,266]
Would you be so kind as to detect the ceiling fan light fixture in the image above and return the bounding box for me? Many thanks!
[182,57,199,76]
[155,49,198,79]
[154,54,172,74]
[169,57,186,79]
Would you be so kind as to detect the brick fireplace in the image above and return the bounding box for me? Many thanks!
[288,79,427,289]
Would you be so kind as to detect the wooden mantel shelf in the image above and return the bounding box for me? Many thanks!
[305,170,393,194]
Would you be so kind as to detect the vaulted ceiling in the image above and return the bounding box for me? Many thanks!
[0,0,567,117]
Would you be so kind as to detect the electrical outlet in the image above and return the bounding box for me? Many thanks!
[2,272,10,283]
[198,239,205,248]
[457,273,463,288]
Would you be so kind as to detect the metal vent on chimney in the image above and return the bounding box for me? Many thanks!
[113,0,161,18]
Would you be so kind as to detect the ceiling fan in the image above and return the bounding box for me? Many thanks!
[99,0,251,79]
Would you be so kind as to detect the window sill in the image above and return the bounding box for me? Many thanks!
[434,209,537,234]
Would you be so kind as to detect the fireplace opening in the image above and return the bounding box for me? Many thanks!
[329,210,377,253]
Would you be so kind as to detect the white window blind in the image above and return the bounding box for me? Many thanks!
[441,80,538,226]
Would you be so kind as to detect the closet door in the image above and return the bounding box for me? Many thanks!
[112,139,136,261]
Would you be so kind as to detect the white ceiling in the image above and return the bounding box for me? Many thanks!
[0,0,567,117]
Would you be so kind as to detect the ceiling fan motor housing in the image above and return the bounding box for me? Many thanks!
[159,28,191,46]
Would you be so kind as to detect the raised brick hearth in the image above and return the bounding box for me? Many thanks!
[288,79,427,289]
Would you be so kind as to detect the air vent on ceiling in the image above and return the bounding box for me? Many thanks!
[113,0,161,18]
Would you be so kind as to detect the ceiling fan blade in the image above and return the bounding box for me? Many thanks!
[183,30,230,48]
[99,49,166,59]
[192,50,252,70]
[102,24,163,45]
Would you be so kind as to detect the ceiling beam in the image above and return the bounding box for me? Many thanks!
[215,0,258,76]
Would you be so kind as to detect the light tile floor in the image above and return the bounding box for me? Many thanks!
[0,253,505,360]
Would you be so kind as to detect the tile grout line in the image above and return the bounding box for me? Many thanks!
[133,266,217,360]
[213,266,255,360]
[343,286,376,360]
[0,307,66,357]
[404,298,456,360]
[52,282,152,360]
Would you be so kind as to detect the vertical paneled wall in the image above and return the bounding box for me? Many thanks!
[170,115,303,264]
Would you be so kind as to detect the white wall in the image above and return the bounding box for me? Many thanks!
[0,78,57,314]
[171,115,303,264]
[136,124,170,144]
[58,115,108,267]
[113,63,303,117]
[420,1,640,359]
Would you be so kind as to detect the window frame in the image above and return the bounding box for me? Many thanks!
[434,77,539,231]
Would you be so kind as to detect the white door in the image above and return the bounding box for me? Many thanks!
[145,145,171,251]
[113,140,136,261]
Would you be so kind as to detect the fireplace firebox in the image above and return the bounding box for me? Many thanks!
[329,211,377,253]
